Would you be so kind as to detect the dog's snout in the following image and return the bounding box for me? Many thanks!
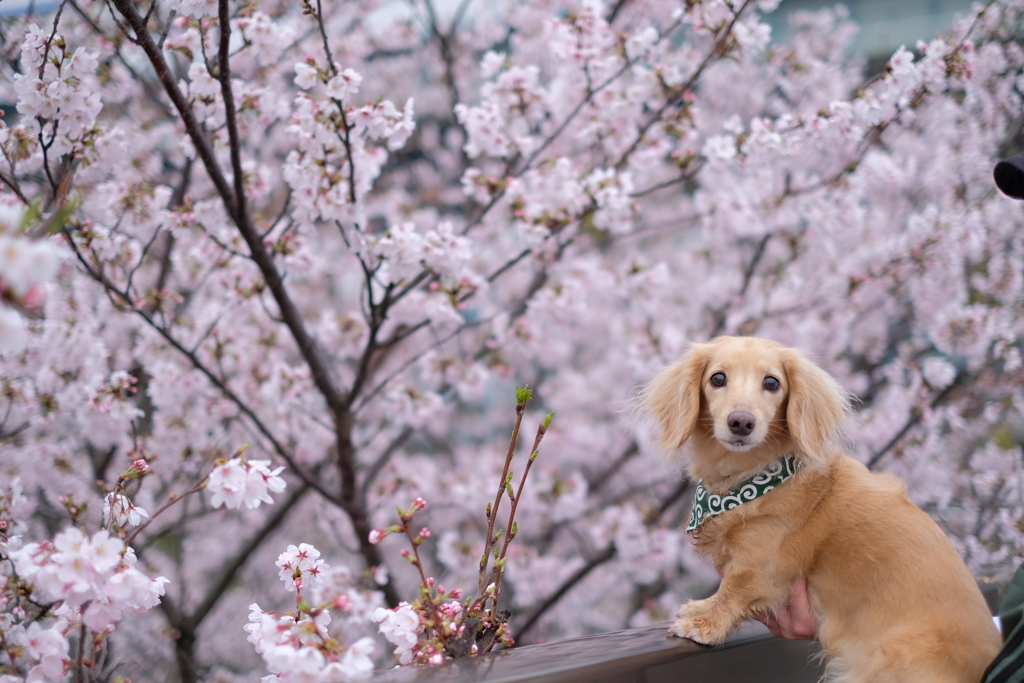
[728,411,756,436]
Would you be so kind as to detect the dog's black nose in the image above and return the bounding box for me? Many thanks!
[728,411,755,436]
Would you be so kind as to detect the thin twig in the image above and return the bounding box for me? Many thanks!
[39,0,71,80]
[866,380,960,470]
[488,420,550,626]
[513,479,690,642]
[0,171,28,205]
[477,401,526,596]
[360,426,414,499]
[613,0,752,171]
[183,483,310,629]
[124,477,207,545]
[62,229,344,507]
[109,0,346,417]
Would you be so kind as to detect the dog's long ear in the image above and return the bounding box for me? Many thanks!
[782,348,851,467]
[643,344,711,452]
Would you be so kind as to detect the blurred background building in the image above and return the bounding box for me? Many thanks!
[0,0,979,60]
[769,0,977,58]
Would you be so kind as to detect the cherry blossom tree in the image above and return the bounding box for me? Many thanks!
[2,0,1024,680]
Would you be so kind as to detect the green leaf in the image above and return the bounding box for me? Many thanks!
[515,384,532,406]
[542,411,554,427]
[43,195,82,235]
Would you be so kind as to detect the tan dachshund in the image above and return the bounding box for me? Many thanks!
[644,336,1000,683]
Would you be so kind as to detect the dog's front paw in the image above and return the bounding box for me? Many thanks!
[666,615,728,646]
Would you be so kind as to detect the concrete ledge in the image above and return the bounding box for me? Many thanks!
[372,621,823,683]
[372,582,1004,682]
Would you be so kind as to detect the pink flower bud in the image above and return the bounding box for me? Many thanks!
[333,595,351,611]
[412,497,426,510]
[419,527,431,539]
[429,653,444,665]
[22,285,44,308]
[400,549,411,558]
[426,577,435,587]
[133,459,149,471]
[368,529,386,544]
[449,588,462,599]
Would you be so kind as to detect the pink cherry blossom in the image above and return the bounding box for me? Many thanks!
[372,602,422,664]
[207,457,287,509]
[2,0,1024,678]
[104,492,149,528]
[325,69,362,101]
[275,543,328,592]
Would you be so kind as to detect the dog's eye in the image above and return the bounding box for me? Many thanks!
[763,376,781,392]
[709,372,726,388]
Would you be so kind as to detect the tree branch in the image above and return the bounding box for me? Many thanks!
[867,379,961,470]
[183,483,310,630]
[110,0,346,417]
[613,0,752,170]
[62,228,344,507]
[513,479,690,642]
[360,426,414,499]
[512,544,617,641]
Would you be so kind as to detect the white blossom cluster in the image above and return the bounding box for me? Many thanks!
[246,544,378,682]
[11,26,101,157]
[0,204,60,354]
[103,491,150,528]
[207,456,287,510]
[9,528,168,632]
[371,603,422,665]
[276,543,327,592]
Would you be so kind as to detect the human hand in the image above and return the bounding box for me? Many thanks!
[754,576,818,640]
[713,567,818,640]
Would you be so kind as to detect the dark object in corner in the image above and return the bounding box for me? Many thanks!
[994,152,1024,199]
[983,567,1024,683]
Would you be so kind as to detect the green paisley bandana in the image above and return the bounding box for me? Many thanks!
[685,454,798,533]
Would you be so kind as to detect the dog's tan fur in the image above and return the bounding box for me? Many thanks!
[644,336,1000,683]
